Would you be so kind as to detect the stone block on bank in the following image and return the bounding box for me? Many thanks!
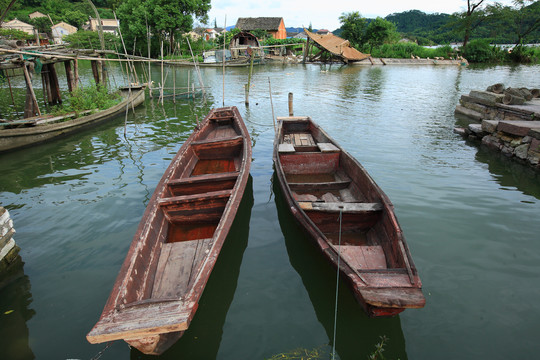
[469,90,504,106]
[482,135,502,149]
[468,124,484,136]
[515,144,530,159]
[482,120,499,133]
[497,121,540,137]
[455,105,483,121]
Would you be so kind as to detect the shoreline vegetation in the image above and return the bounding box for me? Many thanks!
[1,1,538,65]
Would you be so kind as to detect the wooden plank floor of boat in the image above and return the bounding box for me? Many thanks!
[152,239,214,299]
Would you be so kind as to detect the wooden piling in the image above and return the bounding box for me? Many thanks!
[20,57,41,118]
[64,60,75,93]
[91,60,100,84]
[48,63,62,104]
[288,92,293,116]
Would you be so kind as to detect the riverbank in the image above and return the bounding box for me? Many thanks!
[0,207,18,273]
[454,85,540,169]
[351,57,468,66]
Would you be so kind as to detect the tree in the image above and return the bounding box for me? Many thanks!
[454,0,491,47]
[117,0,211,55]
[364,17,400,52]
[508,0,540,47]
[338,11,367,48]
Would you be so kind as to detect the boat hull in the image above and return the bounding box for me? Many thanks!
[87,106,251,354]
[0,87,145,153]
[273,116,424,317]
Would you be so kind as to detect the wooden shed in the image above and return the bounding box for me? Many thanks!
[235,17,286,40]
[229,31,262,58]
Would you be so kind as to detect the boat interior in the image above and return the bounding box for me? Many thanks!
[150,110,244,300]
[278,119,410,274]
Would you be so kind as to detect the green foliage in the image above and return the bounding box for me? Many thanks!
[364,17,400,52]
[0,28,33,41]
[368,336,388,360]
[214,28,240,47]
[263,37,304,46]
[27,17,52,35]
[368,42,457,59]
[339,11,367,48]
[62,9,88,29]
[461,39,505,63]
[59,82,121,116]
[116,0,211,57]
[507,45,540,63]
[265,347,324,360]
[63,30,119,50]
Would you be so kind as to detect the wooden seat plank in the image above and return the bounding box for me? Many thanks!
[159,189,232,207]
[168,172,239,186]
[299,202,383,212]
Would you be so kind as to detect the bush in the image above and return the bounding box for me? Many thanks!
[461,39,504,63]
[507,45,540,64]
[57,82,121,117]
[367,42,458,59]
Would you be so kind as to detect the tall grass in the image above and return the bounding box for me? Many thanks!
[367,43,457,59]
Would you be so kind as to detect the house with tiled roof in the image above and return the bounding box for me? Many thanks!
[235,17,286,39]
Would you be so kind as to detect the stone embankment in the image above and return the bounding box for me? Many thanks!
[454,84,540,169]
[0,207,19,273]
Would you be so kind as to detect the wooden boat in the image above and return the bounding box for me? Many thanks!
[87,106,252,354]
[0,86,145,153]
[273,116,424,317]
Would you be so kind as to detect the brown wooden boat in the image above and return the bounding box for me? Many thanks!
[273,116,424,317]
[0,86,145,153]
[87,106,252,354]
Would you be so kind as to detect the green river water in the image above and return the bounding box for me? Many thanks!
[1,61,539,359]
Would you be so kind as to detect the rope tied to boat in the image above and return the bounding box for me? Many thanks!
[89,341,114,360]
[331,207,343,360]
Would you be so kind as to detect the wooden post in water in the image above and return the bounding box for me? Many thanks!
[91,60,100,84]
[288,92,293,116]
[74,56,79,89]
[20,57,41,118]
[48,63,62,104]
[41,65,52,104]
[64,60,75,93]
[245,46,254,106]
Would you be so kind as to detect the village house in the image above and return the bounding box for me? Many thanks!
[28,11,47,20]
[84,18,119,35]
[51,22,77,44]
[316,29,331,35]
[203,27,226,41]
[1,19,34,35]
[235,17,287,40]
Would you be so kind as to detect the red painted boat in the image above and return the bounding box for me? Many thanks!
[273,116,424,317]
[87,107,251,354]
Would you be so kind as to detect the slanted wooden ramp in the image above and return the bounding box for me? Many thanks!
[304,29,370,63]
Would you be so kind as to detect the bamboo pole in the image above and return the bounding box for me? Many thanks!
[222,15,226,107]
[186,38,206,99]
[146,15,152,98]
[160,40,164,105]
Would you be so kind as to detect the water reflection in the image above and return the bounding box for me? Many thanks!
[273,175,407,360]
[0,256,35,360]
[131,177,254,359]
[474,144,540,199]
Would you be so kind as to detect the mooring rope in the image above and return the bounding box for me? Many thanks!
[89,341,114,360]
[331,208,343,360]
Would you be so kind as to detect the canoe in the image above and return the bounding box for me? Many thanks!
[0,86,145,153]
[273,116,424,317]
[87,106,252,354]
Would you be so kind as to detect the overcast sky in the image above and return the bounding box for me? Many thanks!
[206,0,517,31]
